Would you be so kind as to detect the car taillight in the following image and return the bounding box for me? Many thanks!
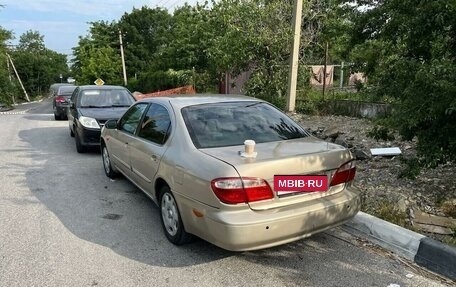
[55,96,66,103]
[211,177,273,204]
[330,161,356,186]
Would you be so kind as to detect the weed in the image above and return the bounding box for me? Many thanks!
[398,156,421,179]
[441,200,456,218]
[374,201,407,227]
[295,100,317,115]
[367,126,395,141]
[442,225,456,247]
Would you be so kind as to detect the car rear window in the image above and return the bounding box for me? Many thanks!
[181,101,309,148]
[57,86,76,96]
[79,89,135,108]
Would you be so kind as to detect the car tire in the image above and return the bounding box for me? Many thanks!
[159,186,192,245]
[70,127,74,137]
[54,113,61,120]
[101,144,118,178]
[75,131,86,153]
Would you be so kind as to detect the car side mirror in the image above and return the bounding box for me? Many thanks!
[104,119,118,129]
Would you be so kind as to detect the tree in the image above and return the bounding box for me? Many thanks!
[17,30,45,52]
[345,0,456,163]
[71,21,122,85]
[118,7,172,76]
[205,0,294,101]
[0,26,16,105]
[11,30,69,97]
[157,4,213,72]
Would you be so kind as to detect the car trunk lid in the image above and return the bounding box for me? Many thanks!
[200,137,353,210]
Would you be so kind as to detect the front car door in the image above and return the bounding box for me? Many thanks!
[128,103,172,195]
[68,87,79,132]
[109,103,148,176]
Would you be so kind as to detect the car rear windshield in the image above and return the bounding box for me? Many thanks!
[181,101,309,148]
[57,86,76,96]
[79,89,135,108]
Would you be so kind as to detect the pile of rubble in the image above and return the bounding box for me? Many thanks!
[289,113,456,243]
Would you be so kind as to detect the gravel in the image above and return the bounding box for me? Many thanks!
[289,113,456,243]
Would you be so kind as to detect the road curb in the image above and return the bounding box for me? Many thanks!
[343,211,456,280]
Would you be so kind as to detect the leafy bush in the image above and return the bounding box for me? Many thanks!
[135,69,193,93]
[295,100,317,115]
[0,55,17,106]
[367,126,395,141]
[346,0,456,164]
[398,156,421,180]
[194,71,218,93]
[244,66,288,107]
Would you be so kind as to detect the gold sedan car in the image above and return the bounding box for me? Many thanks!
[100,95,360,251]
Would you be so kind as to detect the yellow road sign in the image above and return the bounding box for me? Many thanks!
[94,78,105,86]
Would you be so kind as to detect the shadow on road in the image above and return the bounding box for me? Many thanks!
[16,124,420,286]
[19,126,233,267]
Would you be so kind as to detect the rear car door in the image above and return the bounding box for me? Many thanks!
[109,103,148,176]
[129,103,172,195]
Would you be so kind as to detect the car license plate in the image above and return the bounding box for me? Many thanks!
[274,175,328,194]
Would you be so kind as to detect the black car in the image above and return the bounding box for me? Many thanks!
[53,85,77,120]
[68,85,136,153]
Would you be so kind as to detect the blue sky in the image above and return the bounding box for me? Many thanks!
[0,0,200,56]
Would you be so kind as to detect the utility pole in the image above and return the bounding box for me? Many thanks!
[6,56,14,104]
[286,0,303,112]
[6,56,12,82]
[119,30,128,86]
[6,53,30,102]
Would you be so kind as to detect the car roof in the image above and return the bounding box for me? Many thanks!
[137,94,264,109]
[78,85,129,91]
[58,85,77,92]
[50,83,74,90]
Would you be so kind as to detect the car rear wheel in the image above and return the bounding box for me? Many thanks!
[102,145,118,178]
[75,131,86,153]
[159,186,192,245]
[53,106,59,120]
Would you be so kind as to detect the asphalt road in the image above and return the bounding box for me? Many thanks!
[0,99,451,287]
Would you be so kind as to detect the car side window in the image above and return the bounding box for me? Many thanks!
[137,103,171,145]
[118,103,148,135]
[70,87,79,105]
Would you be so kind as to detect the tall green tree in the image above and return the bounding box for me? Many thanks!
[206,0,294,100]
[11,30,69,97]
[118,7,172,76]
[158,3,213,72]
[0,26,16,105]
[71,21,121,85]
[345,0,456,163]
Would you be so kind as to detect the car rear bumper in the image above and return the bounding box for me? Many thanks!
[55,105,68,116]
[177,187,360,251]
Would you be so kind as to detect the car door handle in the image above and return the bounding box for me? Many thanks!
[151,154,159,161]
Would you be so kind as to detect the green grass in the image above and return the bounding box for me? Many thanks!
[374,201,408,227]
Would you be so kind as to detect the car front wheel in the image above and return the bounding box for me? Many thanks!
[75,131,86,153]
[102,145,118,178]
[159,186,192,245]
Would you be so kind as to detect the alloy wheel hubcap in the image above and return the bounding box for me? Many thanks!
[103,148,110,173]
[161,193,178,236]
